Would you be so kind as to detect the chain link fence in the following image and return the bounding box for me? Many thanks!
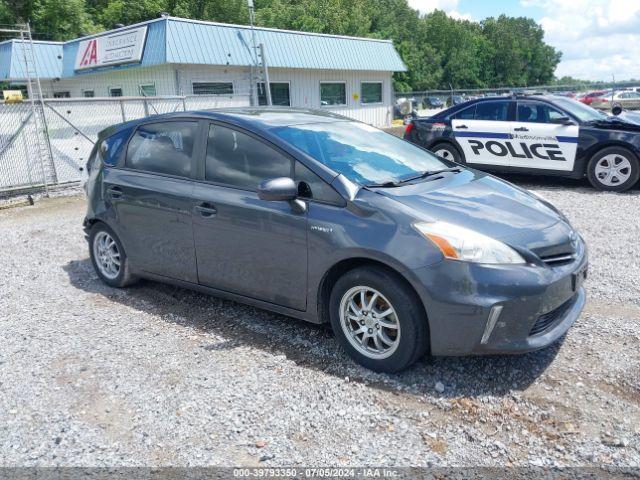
[0,94,250,199]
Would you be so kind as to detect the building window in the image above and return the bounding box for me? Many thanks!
[320,82,346,106]
[192,82,234,95]
[361,82,383,104]
[83,90,95,98]
[139,83,157,97]
[53,91,70,98]
[257,82,291,106]
[109,87,123,97]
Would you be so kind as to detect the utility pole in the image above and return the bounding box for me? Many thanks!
[260,43,272,106]
[247,0,258,106]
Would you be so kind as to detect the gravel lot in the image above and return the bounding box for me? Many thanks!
[1,177,639,468]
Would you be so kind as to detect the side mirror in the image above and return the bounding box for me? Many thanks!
[550,116,575,125]
[257,177,298,201]
[612,105,623,116]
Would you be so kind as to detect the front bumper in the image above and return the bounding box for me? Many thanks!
[410,242,588,356]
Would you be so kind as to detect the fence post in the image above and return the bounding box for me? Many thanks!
[182,96,187,111]
[120,100,126,122]
[143,99,149,117]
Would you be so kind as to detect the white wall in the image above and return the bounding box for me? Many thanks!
[48,64,395,126]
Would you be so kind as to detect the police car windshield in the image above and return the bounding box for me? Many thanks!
[551,97,608,122]
[271,121,446,186]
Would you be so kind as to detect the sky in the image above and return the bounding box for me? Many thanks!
[406,0,640,82]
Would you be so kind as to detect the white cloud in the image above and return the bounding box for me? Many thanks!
[407,0,474,20]
[521,0,640,81]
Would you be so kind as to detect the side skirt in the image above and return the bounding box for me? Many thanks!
[133,270,322,324]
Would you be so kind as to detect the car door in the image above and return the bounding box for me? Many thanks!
[510,100,579,172]
[451,100,513,167]
[104,120,200,282]
[192,122,308,311]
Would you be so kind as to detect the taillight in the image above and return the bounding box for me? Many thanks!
[405,122,414,135]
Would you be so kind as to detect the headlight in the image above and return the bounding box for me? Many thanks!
[414,221,526,264]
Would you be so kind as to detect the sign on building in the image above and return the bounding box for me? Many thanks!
[74,26,148,71]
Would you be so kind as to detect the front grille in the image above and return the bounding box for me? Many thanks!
[540,252,575,266]
[529,295,578,336]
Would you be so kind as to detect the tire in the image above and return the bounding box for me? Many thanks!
[431,142,464,164]
[89,222,136,288]
[329,266,429,373]
[587,146,640,192]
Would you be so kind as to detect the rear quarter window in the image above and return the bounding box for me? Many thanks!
[99,128,132,166]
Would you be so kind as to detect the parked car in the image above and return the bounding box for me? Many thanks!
[446,94,467,107]
[590,90,640,111]
[84,107,587,373]
[421,96,445,109]
[404,95,640,191]
[579,90,608,105]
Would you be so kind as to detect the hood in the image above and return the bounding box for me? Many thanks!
[588,112,640,131]
[369,169,562,241]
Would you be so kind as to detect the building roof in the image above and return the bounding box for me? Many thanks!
[1,16,406,81]
[164,17,407,72]
[0,40,63,81]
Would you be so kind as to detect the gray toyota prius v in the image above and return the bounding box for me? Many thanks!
[84,108,588,372]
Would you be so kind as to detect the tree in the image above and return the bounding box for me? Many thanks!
[32,0,97,39]
[481,15,561,87]
[9,0,565,91]
[257,0,371,37]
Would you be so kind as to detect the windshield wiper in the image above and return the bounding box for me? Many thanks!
[366,167,462,188]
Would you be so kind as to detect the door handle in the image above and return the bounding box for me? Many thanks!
[455,125,468,129]
[106,187,122,198]
[195,203,217,218]
[514,126,529,132]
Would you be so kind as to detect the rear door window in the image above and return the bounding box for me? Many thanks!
[517,102,565,123]
[474,101,509,121]
[205,124,293,190]
[452,105,475,120]
[125,122,198,177]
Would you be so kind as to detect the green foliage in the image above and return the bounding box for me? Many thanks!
[32,0,98,39]
[0,0,564,91]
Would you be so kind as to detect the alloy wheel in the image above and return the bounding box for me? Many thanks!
[93,231,121,280]
[339,286,401,359]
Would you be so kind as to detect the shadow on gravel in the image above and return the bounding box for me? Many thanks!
[64,258,562,399]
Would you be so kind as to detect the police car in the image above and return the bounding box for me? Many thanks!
[404,95,640,191]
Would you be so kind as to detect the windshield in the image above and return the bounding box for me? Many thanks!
[551,96,608,122]
[271,121,447,185]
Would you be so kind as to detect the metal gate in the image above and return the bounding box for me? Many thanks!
[0,94,250,198]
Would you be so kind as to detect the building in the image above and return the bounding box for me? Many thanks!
[0,16,406,126]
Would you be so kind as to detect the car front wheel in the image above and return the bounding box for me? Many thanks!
[329,266,429,373]
[587,147,640,192]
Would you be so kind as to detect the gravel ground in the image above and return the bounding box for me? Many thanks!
[1,177,639,468]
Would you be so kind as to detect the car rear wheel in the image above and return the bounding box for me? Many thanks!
[329,266,429,373]
[431,142,464,164]
[587,147,640,192]
[89,223,136,288]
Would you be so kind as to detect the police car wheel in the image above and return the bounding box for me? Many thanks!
[587,147,640,192]
[431,143,464,164]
